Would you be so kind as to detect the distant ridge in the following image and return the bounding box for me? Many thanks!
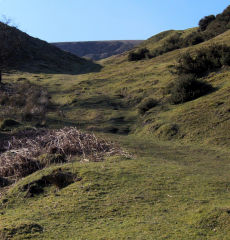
[52,40,144,61]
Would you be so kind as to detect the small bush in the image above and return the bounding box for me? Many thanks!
[148,32,204,59]
[169,75,213,104]
[138,98,158,114]
[128,48,153,61]
[183,32,205,46]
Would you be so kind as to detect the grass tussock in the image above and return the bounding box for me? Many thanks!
[197,208,230,231]
[138,98,158,114]
[0,222,43,240]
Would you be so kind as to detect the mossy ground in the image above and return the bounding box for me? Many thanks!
[2,29,230,239]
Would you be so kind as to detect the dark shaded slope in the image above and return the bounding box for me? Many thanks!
[52,40,143,60]
[0,23,101,74]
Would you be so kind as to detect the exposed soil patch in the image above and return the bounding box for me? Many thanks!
[22,169,80,197]
[0,177,9,188]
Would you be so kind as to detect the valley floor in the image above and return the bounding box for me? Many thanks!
[1,135,230,239]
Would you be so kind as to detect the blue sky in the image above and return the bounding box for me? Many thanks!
[0,0,229,42]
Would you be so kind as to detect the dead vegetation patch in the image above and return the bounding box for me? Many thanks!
[0,127,129,184]
[0,82,50,125]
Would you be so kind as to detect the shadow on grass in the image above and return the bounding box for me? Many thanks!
[17,59,102,75]
[71,95,125,110]
[47,115,133,135]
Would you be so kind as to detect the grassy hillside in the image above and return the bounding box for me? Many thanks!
[6,28,230,146]
[138,28,197,51]
[0,22,100,74]
[52,40,143,60]
[2,6,230,239]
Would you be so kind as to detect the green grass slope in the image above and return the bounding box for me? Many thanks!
[138,28,197,51]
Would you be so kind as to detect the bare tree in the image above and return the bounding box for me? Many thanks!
[1,15,13,26]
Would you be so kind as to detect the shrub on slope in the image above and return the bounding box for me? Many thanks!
[128,5,230,61]
[128,48,153,61]
[175,44,230,77]
[204,5,230,39]
[169,75,213,104]
[199,15,216,31]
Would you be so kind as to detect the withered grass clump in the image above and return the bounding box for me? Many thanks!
[0,127,128,182]
[0,151,41,179]
[0,82,50,123]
